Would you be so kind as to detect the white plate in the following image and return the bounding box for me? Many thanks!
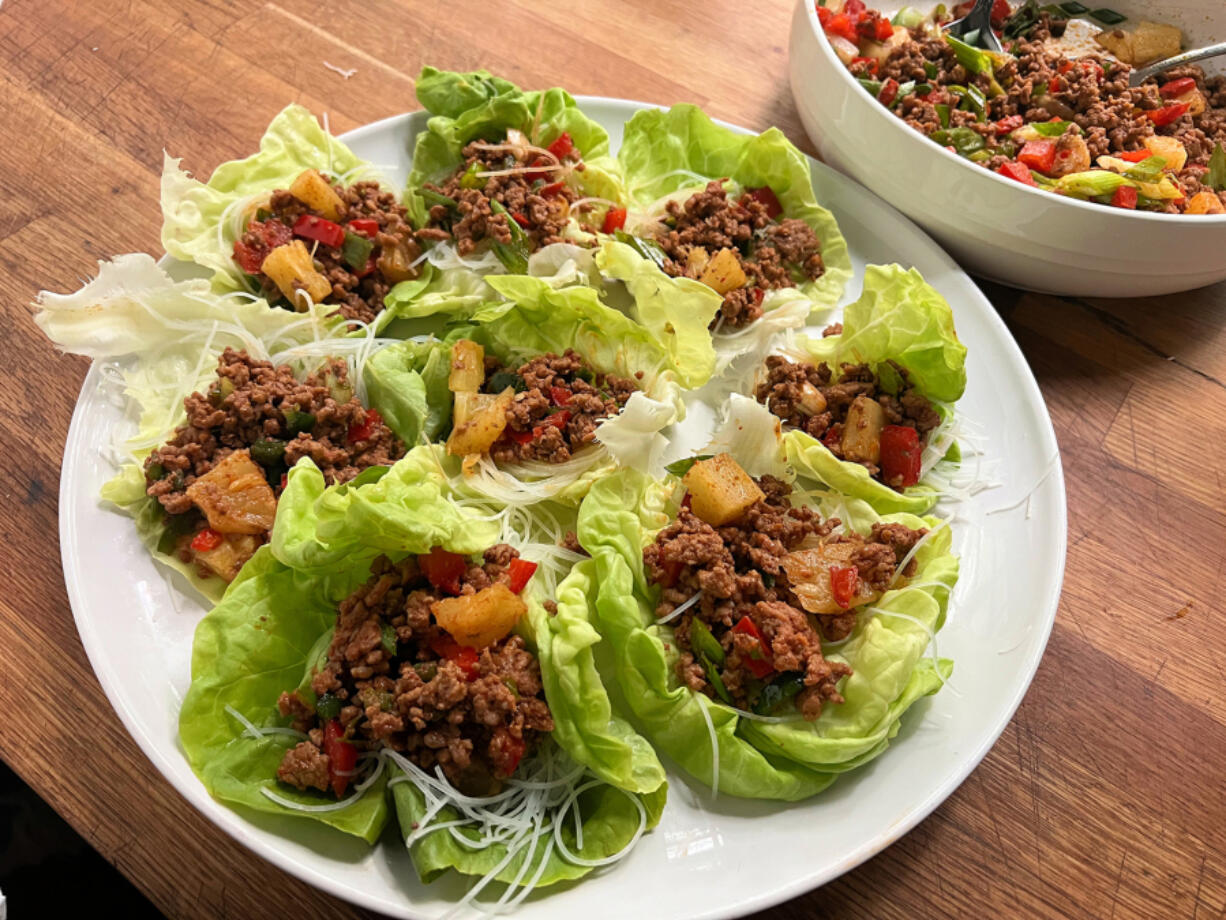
[59,98,1067,919]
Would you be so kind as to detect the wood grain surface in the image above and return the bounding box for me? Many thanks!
[1,0,1224,917]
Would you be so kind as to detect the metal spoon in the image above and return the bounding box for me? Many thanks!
[944,0,1004,53]
[1128,41,1226,86]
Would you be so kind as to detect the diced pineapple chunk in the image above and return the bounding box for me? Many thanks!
[449,340,486,393]
[262,241,332,310]
[194,533,260,583]
[447,388,514,457]
[841,396,886,465]
[685,247,711,275]
[453,392,497,428]
[1186,191,1226,215]
[781,542,883,615]
[1094,28,1133,62]
[682,453,765,526]
[288,169,345,220]
[698,248,747,295]
[185,450,277,535]
[432,583,526,648]
[1143,135,1188,172]
[859,28,910,64]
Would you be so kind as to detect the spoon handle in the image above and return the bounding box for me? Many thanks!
[1128,41,1226,86]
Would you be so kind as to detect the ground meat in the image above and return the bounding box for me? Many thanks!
[420,137,581,256]
[652,180,825,329]
[849,9,1226,214]
[754,355,939,489]
[276,550,554,798]
[143,349,403,575]
[484,349,637,464]
[238,180,420,325]
[644,477,925,719]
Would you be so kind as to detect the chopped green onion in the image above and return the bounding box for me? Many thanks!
[892,5,926,28]
[250,438,286,467]
[458,161,486,190]
[968,149,993,163]
[924,61,939,79]
[935,103,952,129]
[703,655,732,704]
[381,624,398,655]
[418,188,458,209]
[487,370,527,393]
[1029,120,1071,137]
[340,230,374,271]
[487,200,530,274]
[613,229,669,271]
[689,620,725,666]
[1089,7,1125,25]
[962,83,987,118]
[665,455,713,478]
[1032,81,1049,98]
[930,126,986,157]
[316,693,342,720]
[1123,156,1167,183]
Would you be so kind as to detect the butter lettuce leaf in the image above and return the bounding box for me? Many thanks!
[616,103,852,312]
[574,469,956,797]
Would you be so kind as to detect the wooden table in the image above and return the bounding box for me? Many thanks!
[2,0,1224,917]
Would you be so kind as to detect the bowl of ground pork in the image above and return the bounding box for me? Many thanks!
[789,0,1226,296]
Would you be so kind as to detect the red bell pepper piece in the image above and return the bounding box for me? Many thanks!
[539,180,567,197]
[856,13,893,41]
[1058,59,1073,75]
[731,616,774,679]
[1018,139,1056,174]
[429,635,480,680]
[994,114,1023,134]
[601,207,627,233]
[997,160,1037,186]
[490,729,526,776]
[878,77,900,108]
[507,427,535,445]
[524,155,554,182]
[511,212,531,228]
[1117,149,1152,162]
[818,8,861,43]
[1049,76,1064,92]
[990,0,1010,26]
[355,256,377,278]
[829,565,859,610]
[541,409,571,431]
[1081,59,1104,81]
[659,558,683,588]
[190,528,223,553]
[821,424,842,450]
[1110,185,1138,210]
[323,720,358,797]
[547,132,574,160]
[418,547,467,595]
[549,386,572,406]
[1159,77,1197,99]
[347,407,382,443]
[347,218,379,238]
[1147,102,1189,126]
[745,186,784,219]
[292,213,346,249]
[233,220,292,273]
[843,0,866,18]
[507,558,538,594]
[880,424,923,488]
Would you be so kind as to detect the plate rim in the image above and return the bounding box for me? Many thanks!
[58,95,1068,919]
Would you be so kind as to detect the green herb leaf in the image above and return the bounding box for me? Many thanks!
[1028,120,1072,137]
[664,455,713,478]
[487,370,527,393]
[1206,143,1226,191]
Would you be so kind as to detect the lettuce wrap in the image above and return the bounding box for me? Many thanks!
[179,448,666,888]
[608,103,853,367]
[782,264,968,514]
[161,104,427,331]
[573,468,956,800]
[365,274,698,504]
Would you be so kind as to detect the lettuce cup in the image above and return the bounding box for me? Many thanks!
[162,105,428,328]
[179,447,665,896]
[573,454,956,800]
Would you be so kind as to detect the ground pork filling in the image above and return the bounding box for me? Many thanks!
[482,349,639,464]
[417,136,583,258]
[643,477,927,720]
[754,355,941,486]
[651,180,825,329]
[144,348,403,578]
[275,549,553,798]
[847,9,1226,213]
[234,180,421,324]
